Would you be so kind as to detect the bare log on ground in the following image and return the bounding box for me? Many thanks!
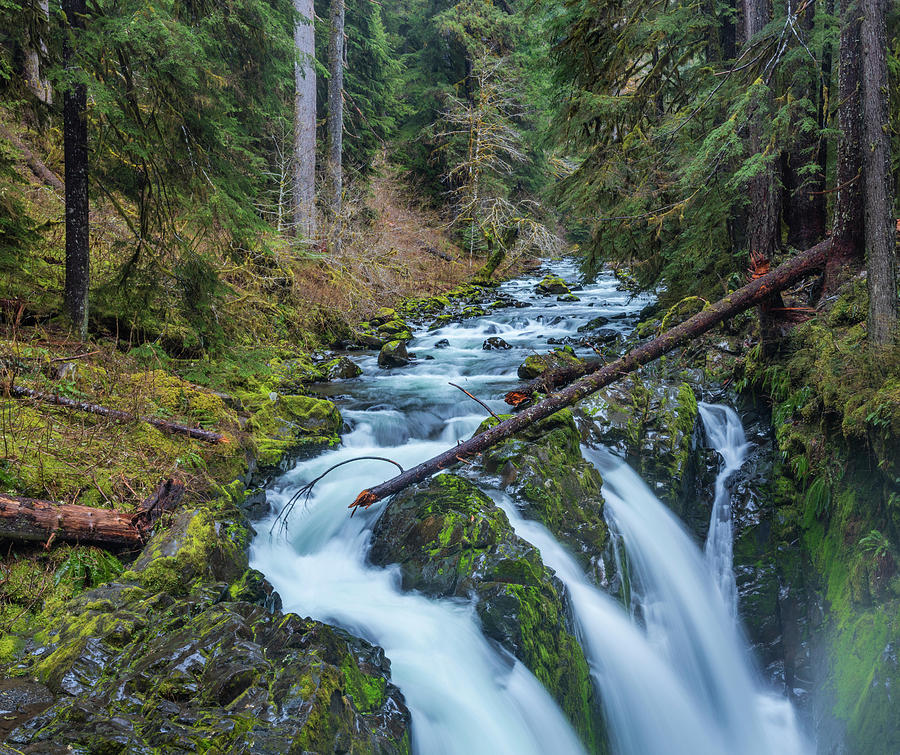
[8,386,229,444]
[0,479,186,547]
[349,240,831,513]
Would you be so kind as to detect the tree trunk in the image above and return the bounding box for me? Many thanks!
[23,0,52,105]
[0,479,184,548]
[350,240,832,513]
[293,0,317,240]
[743,0,783,353]
[62,0,89,341]
[327,0,345,222]
[826,0,865,291]
[860,0,898,347]
[783,0,826,250]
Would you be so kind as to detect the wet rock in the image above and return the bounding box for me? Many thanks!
[535,275,571,295]
[482,337,511,351]
[557,294,581,302]
[323,356,363,380]
[368,474,603,752]
[241,487,270,519]
[479,410,609,581]
[378,340,410,368]
[577,315,610,332]
[578,375,699,511]
[13,581,410,754]
[517,347,583,380]
[0,679,53,741]
[434,339,450,349]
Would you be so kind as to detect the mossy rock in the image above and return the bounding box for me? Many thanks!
[535,275,571,295]
[579,375,699,511]
[480,410,609,579]
[517,347,583,380]
[321,356,363,380]
[378,340,410,368]
[246,393,342,475]
[16,581,410,753]
[368,474,605,752]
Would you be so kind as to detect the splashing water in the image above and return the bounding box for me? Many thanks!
[249,259,809,754]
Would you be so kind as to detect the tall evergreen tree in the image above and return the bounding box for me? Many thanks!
[294,0,317,239]
[327,0,344,220]
[861,0,899,346]
[62,0,89,339]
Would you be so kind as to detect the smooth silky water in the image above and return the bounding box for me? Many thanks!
[250,260,809,754]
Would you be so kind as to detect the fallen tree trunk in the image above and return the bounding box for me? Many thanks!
[350,240,831,513]
[0,479,185,547]
[9,386,228,444]
[506,359,603,408]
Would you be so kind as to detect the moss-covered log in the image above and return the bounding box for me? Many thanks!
[350,240,831,512]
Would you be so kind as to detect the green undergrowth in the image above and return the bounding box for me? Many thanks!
[740,275,900,753]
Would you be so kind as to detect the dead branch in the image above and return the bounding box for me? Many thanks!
[449,382,500,419]
[8,385,229,444]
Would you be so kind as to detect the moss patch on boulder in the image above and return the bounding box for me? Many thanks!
[368,474,605,753]
[480,410,609,579]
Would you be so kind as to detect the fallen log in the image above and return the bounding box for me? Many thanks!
[0,479,185,547]
[505,359,603,408]
[349,240,831,513]
[8,386,229,444]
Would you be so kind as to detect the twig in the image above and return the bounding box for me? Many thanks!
[271,456,404,531]
[49,350,101,363]
[449,382,500,420]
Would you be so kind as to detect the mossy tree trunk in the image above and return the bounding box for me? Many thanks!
[860,0,899,347]
[62,0,89,341]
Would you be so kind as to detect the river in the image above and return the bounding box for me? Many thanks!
[250,259,810,754]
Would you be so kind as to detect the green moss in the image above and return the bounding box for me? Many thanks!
[0,633,24,664]
[247,393,341,468]
[340,655,387,713]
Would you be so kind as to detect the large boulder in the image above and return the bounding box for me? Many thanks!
[535,275,571,295]
[578,375,700,511]
[322,356,363,380]
[15,583,410,754]
[11,503,411,754]
[517,347,584,381]
[378,340,410,368]
[369,475,604,753]
[479,410,609,581]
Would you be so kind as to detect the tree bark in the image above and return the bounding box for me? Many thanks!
[327,0,345,224]
[293,0,317,240]
[62,0,89,341]
[783,0,826,250]
[860,0,898,347]
[826,0,865,291]
[10,385,229,444]
[743,0,783,354]
[350,240,832,513]
[23,0,52,105]
[0,479,184,547]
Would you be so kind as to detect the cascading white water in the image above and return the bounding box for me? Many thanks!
[249,259,808,754]
[698,401,751,617]
[580,445,809,754]
[252,424,587,755]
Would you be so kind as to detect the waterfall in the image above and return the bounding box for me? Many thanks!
[249,259,808,754]
[698,401,751,617]
[579,446,810,754]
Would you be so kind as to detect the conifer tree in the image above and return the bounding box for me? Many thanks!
[294,0,317,240]
[327,0,344,221]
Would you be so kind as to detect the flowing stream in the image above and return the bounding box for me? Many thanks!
[250,260,809,754]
